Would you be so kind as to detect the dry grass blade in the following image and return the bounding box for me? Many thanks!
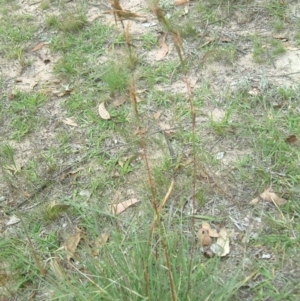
[158,179,174,213]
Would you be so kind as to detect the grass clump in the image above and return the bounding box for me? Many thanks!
[101,61,130,93]
[0,13,35,59]
[4,91,46,140]
[45,11,87,32]
[2,1,300,300]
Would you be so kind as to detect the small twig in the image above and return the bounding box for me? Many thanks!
[267,71,300,77]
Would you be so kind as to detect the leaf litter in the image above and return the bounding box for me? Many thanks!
[156,32,169,60]
[92,233,109,256]
[63,227,82,261]
[110,198,140,215]
[98,102,111,119]
[31,42,45,52]
[197,222,219,247]
[197,222,230,257]
[250,188,287,206]
[62,118,78,127]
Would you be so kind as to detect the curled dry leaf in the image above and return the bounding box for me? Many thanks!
[110,198,140,215]
[92,233,109,256]
[174,0,188,5]
[260,188,287,206]
[98,102,110,120]
[6,214,20,226]
[285,135,300,145]
[202,222,219,237]
[156,32,169,60]
[158,121,174,135]
[113,95,126,107]
[64,227,82,261]
[215,228,230,257]
[31,42,45,52]
[197,227,212,247]
[49,257,65,281]
[249,197,260,205]
[63,118,78,127]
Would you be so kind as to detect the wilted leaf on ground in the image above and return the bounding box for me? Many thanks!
[64,227,82,261]
[49,257,65,281]
[6,215,20,226]
[110,198,140,215]
[156,32,169,60]
[92,233,109,256]
[158,121,174,135]
[174,0,188,5]
[202,222,219,237]
[285,135,300,145]
[197,222,219,247]
[113,95,126,107]
[249,197,260,205]
[63,118,78,127]
[260,188,287,206]
[215,228,230,257]
[31,42,45,52]
[98,102,111,119]
[197,227,212,247]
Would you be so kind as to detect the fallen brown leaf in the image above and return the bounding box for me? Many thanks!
[216,228,230,257]
[110,198,140,215]
[31,42,45,52]
[174,0,188,5]
[63,118,78,127]
[285,135,300,145]
[202,222,219,238]
[249,197,260,205]
[260,188,287,206]
[92,233,109,256]
[113,95,126,107]
[49,257,65,281]
[64,227,82,261]
[113,95,126,108]
[158,121,174,135]
[98,102,111,120]
[156,32,169,60]
[197,227,212,247]
[6,214,20,226]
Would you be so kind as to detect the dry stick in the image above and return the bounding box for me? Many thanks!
[130,80,155,299]
[152,5,197,299]
[0,163,46,276]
